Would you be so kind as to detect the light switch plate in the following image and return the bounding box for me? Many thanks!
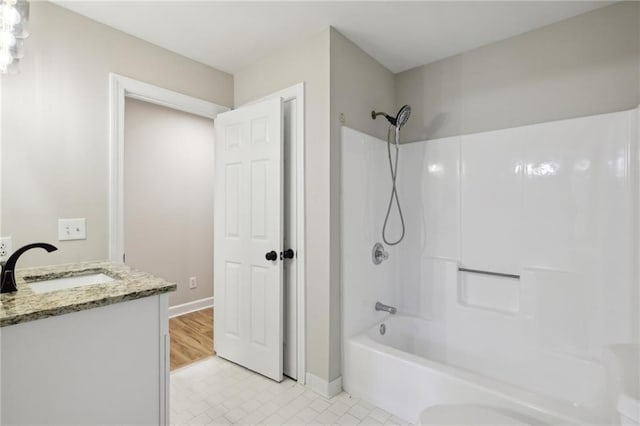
[58,218,87,241]
[0,236,12,260]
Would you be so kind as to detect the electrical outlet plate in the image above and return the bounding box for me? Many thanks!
[0,236,12,260]
[189,277,197,289]
[58,218,87,241]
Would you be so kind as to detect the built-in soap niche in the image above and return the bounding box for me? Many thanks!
[457,271,520,314]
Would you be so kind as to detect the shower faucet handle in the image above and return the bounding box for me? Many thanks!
[372,242,389,265]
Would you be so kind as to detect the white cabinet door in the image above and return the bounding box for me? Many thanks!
[1,296,165,426]
[214,97,284,382]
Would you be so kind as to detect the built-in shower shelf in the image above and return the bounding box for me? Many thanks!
[458,270,520,315]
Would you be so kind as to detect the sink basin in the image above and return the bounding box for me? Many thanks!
[29,273,115,294]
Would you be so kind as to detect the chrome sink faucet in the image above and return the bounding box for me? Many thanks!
[375,301,397,314]
[1,243,58,293]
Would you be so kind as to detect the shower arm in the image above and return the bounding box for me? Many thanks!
[371,111,397,126]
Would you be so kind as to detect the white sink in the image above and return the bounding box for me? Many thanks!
[29,273,115,294]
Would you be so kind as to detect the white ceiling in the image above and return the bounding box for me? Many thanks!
[54,1,614,74]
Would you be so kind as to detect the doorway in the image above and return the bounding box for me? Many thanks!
[109,76,306,384]
[123,97,217,370]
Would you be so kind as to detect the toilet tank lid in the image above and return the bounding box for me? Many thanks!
[618,392,640,422]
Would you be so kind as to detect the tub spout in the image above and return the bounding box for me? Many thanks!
[375,301,397,314]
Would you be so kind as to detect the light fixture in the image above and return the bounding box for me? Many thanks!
[0,0,29,74]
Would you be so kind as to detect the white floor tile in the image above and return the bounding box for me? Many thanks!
[224,407,247,423]
[389,415,409,426]
[337,393,359,407]
[275,403,300,420]
[369,408,391,423]
[170,356,409,426]
[360,415,383,425]
[262,413,286,425]
[239,408,267,424]
[260,401,280,416]
[314,410,340,424]
[328,400,351,416]
[240,398,262,413]
[189,413,213,426]
[205,405,228,420]
[356,400,375,411]
[337,413,360,425]
[309,398,331,413]
[290,395,312,410]
[188,400,212,417]
[210,415,231,425]
[348,404,371,420]
[296,407,319,423]
[284,416,306,426]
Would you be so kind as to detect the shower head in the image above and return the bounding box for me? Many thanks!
[371,105,412,128]
[395,105,411,128]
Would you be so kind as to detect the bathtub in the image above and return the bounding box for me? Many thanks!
[343,316,609,425]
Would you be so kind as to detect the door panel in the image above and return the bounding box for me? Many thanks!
[224,262,241,337]
[283,99,297,379]
[214,97,284,382]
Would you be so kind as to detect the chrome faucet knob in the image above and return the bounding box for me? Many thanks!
[372,242,388,265]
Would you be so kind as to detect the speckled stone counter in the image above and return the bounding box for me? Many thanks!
[0,261,176,327]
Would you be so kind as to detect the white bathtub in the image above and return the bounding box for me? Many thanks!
[343,316,609,425]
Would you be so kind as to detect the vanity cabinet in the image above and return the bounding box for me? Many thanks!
[0,294,170,425]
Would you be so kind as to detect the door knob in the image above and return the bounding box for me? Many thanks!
[265,250,278,261]
[281,249,295,260]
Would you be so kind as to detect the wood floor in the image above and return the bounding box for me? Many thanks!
[169,308,214,371]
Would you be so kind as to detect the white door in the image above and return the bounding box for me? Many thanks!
[283,99,297,379]
[214,97,284,382]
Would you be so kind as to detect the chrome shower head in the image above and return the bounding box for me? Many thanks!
[395,105,411,128]
[371,105,412,128]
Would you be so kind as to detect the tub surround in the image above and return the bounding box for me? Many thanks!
[341,107,638,424]
[0,261,176,327]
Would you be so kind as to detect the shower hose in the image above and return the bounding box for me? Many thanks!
[382,124,405,246]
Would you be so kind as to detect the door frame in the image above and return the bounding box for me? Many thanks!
[109,76,307,385]
[244,83,306,384]
[108,73,229,263]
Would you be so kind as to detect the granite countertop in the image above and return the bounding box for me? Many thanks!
[0,261,177,327]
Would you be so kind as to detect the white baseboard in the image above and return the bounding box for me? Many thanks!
[305,372,342,398]
[169,297,214,318]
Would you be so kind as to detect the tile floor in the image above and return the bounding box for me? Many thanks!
[170,356,410,425]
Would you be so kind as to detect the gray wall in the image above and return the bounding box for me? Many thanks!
[396,1,640,142]
[124,98,214,307]
[234,29,332,382]
[233,27,396,384]
[329,28,395,381]
[1,2,233,268]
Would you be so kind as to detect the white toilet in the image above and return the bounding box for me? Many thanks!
[419,344,640,426]
[418,395,640,426]
[617,391,640,425]
[606,344,640,425]
[418,404,539,425]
